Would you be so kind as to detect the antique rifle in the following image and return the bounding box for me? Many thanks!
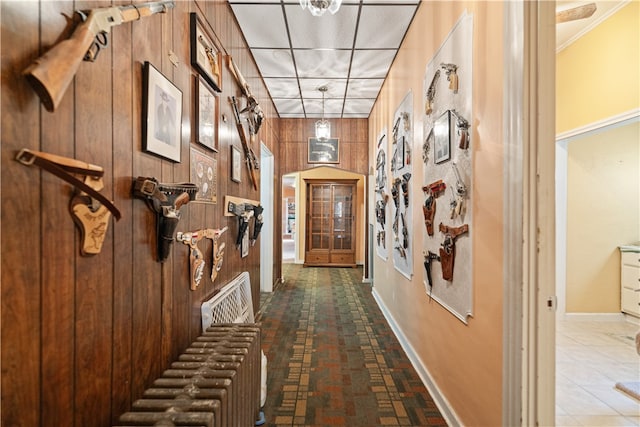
[230,96,259,191]
[23,1,175,112]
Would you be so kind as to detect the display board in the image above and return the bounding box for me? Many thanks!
[421,12,474,323]
[374,128,389,261]
[391,91,413,279]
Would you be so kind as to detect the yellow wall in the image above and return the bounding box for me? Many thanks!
[556,1,640,133]
[566,121,640,312]
[558,1,640,313]
[369,2,504,425]
[293,167,366,264]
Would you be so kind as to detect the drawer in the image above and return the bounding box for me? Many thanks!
[305,253,329,264]
[330,253,354,265]
[622,252,640,267]
[621,264,640,290]
[621,286,640,317]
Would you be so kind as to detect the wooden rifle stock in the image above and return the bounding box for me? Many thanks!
[23,1,175,112]
[230,96,258,191]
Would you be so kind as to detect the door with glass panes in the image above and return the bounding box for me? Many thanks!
[304,179,356,267]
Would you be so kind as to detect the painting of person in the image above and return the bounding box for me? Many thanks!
[154,87,176,145]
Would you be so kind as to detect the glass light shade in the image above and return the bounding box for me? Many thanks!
[300,0,342,16]
[315,119,331,140]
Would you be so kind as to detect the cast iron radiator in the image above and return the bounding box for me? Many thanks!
[114,323,261,427]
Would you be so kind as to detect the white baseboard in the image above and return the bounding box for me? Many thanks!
[560,312,626,322]
[372,288,461,427]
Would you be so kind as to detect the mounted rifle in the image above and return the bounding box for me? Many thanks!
[230,96,259,191]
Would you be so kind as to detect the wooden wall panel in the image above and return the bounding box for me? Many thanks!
[0,1,371,425]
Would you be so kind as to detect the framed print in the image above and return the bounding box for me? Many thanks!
[194,75,218,151]
[231,145,242,183]
[142,61,182,162]
[434,110,452,164]
[190,13,222,92]
[308,137,339,164]
[190,147,217,204]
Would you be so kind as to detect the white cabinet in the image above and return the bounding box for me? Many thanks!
[620,248,640,317]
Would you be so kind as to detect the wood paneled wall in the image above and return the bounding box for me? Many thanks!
[1,1,279,425]
[279,118,369,177]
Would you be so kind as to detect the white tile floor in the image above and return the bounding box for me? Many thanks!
[556,317,640,426]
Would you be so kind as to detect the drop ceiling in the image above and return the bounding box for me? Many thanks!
[228,0,420,118]
[229,1,629,119]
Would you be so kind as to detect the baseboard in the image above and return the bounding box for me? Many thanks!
[561,312,626,322]
[372,288,461,427]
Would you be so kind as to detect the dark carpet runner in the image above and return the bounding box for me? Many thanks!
[256,264,447,426]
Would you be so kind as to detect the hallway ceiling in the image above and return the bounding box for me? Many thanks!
[229,1,629,119]
[228,0,420,119]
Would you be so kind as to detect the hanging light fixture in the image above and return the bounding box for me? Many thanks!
[315,86,330,141]
[299,0,342,17]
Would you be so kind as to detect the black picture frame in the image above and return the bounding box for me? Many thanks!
[434,110,452,164]
[190,12,222,92]
[194,75,218,152]
[142,61,182,162]
[308,137,339,164]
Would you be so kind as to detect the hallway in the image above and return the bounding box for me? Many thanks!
[256,265,447,426]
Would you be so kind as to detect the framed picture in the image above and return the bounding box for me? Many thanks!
[190,147,217,204]
[142,61,182,162]
[190,13,222,92]
[434,110,452,164]
[231,145,242,183]
[308,137,339,164]
[194,76,218,151]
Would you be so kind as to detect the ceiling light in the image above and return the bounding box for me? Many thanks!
[300,0,342,17]
[315,86,330,140]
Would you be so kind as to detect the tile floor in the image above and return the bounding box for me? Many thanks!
[556,317,640,426]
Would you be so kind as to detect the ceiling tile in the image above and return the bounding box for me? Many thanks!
[273,98,305,115]
[230,4,289,48]
[299,79,347,98]
[355,5,417,49]
[343,98,376,114]
[251,49,297,77]
[350,49,396,78]
[263,78,301,98]
[304,98,344,117]
[284,4,359,49]
[346,78,384,98]
[293,49,352,78]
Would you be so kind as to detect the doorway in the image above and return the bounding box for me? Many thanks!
[260,143,274,292]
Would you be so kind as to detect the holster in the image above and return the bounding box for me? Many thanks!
[251,205,264,243]
[401,173,411,207]
[132,177,199,262]
[391,181,400,208]
[375,200,386,226]
[237,217,249,247]
[439,240,455,281]
[422,197,435,236]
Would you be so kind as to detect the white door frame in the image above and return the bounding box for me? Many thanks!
[260,143,274,292]
[503,2,556,425]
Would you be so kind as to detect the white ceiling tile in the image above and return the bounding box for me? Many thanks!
[361,0,419,4]
[350,49,396,78]
[346,78,384,98]
[231,4,289,48]
[251,49,297,77]
[294,49,352,78]
[355,5,417,48]
[299,79,347,98]
[285,4,359,49]
[273,98,305,115]
[304,98,343,117]
[343,98,376,114]
[263,78,301,98]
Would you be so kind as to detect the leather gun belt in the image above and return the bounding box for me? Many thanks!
[16,148,121,220]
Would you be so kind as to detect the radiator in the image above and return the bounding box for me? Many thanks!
[115,323,261,427]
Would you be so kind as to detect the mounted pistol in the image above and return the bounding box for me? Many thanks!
[23,1,175,112]
[440,63,459,93]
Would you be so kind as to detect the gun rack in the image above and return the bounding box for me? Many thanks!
[224,195,260,216]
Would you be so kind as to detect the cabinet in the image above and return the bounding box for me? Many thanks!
[620,247,640,318]
[304,179,356,267]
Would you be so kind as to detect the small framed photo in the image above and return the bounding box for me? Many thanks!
[434,110,453,164]
[231,145,242,183]
[241,228,249,258]
[194,76,218,151]
[190,13,222,92]
[190,147,217,204]
[308,137,339,164]
[142,61,182,162]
